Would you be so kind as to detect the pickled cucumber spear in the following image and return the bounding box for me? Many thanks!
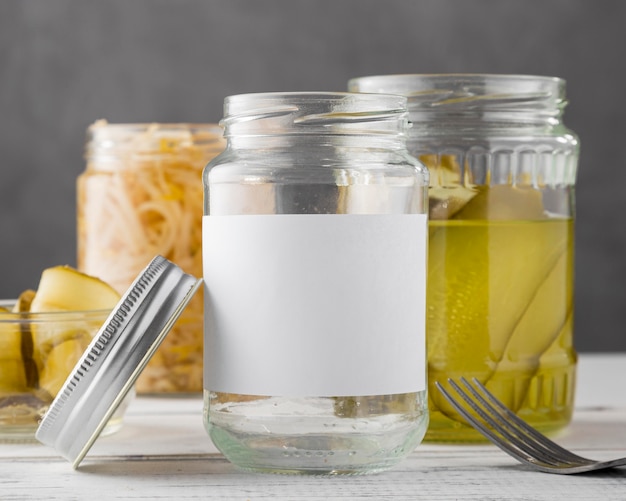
[485,246,573,410]
[427,185,567,420]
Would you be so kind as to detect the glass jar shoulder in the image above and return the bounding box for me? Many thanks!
[204,150,428,216]
[408,128,579,154]
[205,149,428,185]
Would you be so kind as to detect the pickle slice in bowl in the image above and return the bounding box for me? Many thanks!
[30,265,120,313]
[0,310,28,394]
[38,335,93,397]
[0,304,43,434]
[28,265,119,382]
[12,289,36,313]
[0,266,121,440]
[12,289,38,389]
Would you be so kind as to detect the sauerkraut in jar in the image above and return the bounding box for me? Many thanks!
[78,121,224,393]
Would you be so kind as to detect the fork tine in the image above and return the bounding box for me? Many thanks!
[438,378,590,469]
[437,378,624,475]
[446,379,570,467]
[434,381,551,469]
[454,378,582,467]
[468,378,590,464]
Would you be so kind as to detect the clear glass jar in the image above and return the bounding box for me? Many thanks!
[78,121,224,393]
[349,74,579,441]
[202,92,430,474]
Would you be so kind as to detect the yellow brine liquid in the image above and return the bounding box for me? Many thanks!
[425,185,576,441]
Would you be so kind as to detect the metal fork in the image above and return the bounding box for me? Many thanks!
[435,377,626,474]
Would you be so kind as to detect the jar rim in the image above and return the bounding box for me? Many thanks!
[85,120,225,158]
[0,300,112,320]
[224,91,406,103]
[223,91,407,117]
[87,120,222,138]
[348,74,566,113]
[349,73,564,85]
[221,92,409,137]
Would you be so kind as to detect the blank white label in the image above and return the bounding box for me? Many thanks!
[203,214,427,397]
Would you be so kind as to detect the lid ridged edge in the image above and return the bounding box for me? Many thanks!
[35,255,202,469]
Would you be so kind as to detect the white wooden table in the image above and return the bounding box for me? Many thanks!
[2,353,626,500]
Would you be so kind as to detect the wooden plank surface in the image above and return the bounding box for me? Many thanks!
[2,354,626,500]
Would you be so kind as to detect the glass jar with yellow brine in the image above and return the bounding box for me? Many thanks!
[349,74,579,441]
[78,122,225,393]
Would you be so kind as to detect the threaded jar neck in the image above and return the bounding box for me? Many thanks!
[221,92,410,148]
[349,74,567,132]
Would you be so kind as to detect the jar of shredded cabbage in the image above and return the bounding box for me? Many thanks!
[78,121,225,393]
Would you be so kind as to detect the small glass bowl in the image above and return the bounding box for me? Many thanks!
[0,300,133,442]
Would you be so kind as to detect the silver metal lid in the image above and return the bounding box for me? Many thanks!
[35,255,202,469]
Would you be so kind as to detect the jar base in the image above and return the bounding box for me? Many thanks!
[1,387,134,443]
[0,411,126,443]
[206,391,429,475]
[209,423,428,475]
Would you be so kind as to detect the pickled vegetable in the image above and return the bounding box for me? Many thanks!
[30,266,119,312]
[485,250,573,410]
[11,290,37,389]
[12,289,35,313]
[29,266,119,380]
[0,310,27,394]
[0,266,119,437]
[425,185,575,440]
[424,154,478,221]
[39,336,92,396]
[78,122,224,393]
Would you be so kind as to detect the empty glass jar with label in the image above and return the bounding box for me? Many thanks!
[202,92,430,474]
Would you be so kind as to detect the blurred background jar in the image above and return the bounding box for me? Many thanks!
[78,121,225,393]
[349,74,580,441]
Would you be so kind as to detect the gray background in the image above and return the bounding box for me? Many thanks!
[1,0,624,352]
